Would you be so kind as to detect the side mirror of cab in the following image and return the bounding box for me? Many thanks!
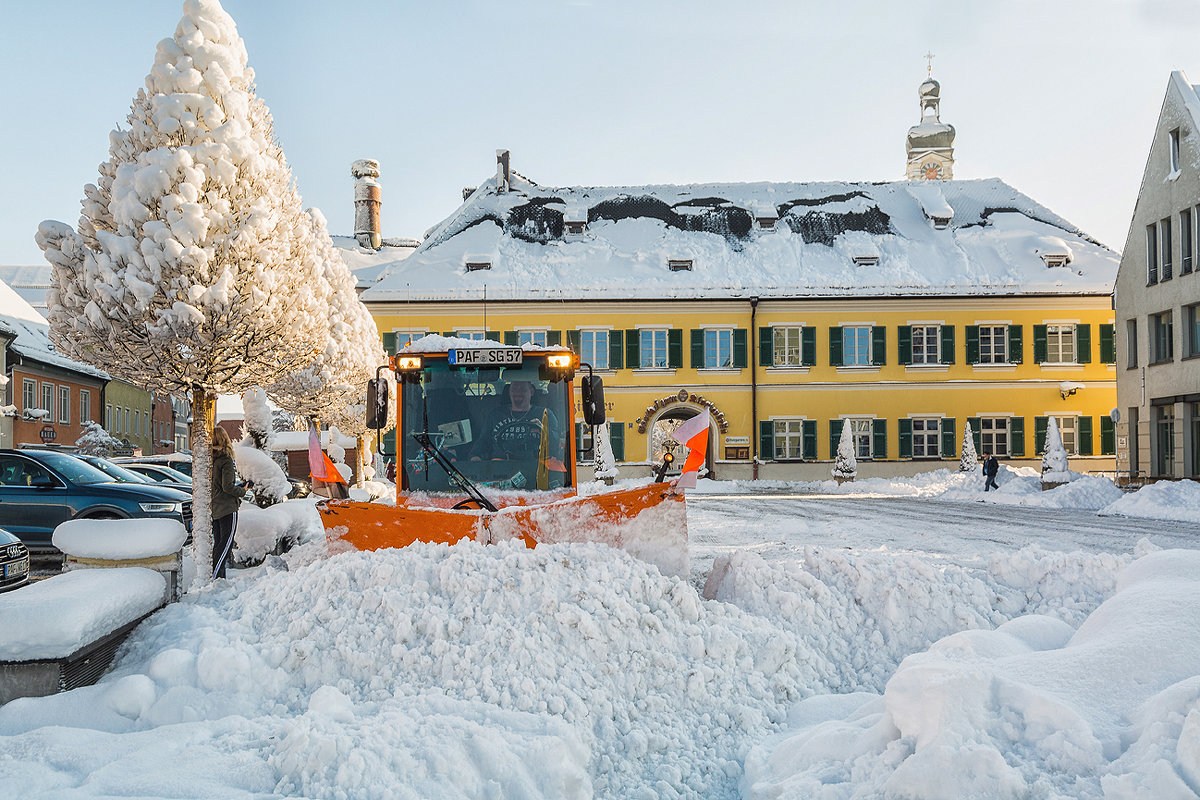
[580,375,606,427]
[366,378,389,430]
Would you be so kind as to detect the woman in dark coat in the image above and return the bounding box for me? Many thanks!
[211,426,242,579]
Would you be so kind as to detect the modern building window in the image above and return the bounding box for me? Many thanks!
[1147,223,1159,284]
[1156,405,1176,476]
[1190,403,1200,477]
[773,419,807,460]
[1127,319,1138,368]
[1170,127,1181,173]
[1188,304,1200,358]
[58,386,70,424]
[639,329,669,369]
[22,379,36,412]
[1046,324,1076,363]
[80,390,91,424]
[703,329,734,368]
[1152,311,1174,363]
[979,417,1009,457]
[912,418,940,457]
[42,384,53,417]
[1161,217,1173,281]
[773,327,803,367]
[1182,208,1193,275]
[911,325,940,364]
[578,330,609,370]
[978,326,1007,364]
[843,326,871,366]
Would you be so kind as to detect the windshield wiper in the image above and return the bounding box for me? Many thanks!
[410,432,499,513]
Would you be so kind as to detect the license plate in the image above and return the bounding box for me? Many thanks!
[449,347,523,366]
[3,559,28,578]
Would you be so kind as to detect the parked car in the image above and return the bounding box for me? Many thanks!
[120,462,193,486]
[0,449,191,554]
[0,527,30,592]
[113,454,192,478]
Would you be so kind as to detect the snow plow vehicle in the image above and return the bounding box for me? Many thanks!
[319,337,688,576]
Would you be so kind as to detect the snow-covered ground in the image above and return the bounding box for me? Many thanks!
[3,470,1200,799]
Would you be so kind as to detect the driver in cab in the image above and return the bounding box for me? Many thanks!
[472,380,564,487]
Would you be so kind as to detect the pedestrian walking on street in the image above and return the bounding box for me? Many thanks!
[982,451,1000,492]
[211,426,242,579]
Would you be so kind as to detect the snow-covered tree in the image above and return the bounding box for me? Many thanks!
[959,421,979,472]
[1041,416,1071,484]
[75,421,124,457]
[832,423,857,481]
[36,0,328,583]
[593,422,619,484]
[241,387,274,451]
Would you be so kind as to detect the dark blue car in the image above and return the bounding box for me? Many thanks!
[0,449,192,553]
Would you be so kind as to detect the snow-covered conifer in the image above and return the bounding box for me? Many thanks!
[75,421,124,457]
[593,422,620,483]
[832,423,857,480]
[1041,416,1071,483]
[959,421,979,472]
[37,0,328,583]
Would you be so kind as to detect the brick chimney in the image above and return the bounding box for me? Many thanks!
[352,159,382,249]
[496,149,510,193]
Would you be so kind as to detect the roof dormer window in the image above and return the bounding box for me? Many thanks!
[852,255,880,267]
[565,221,586,236]
[1170,128,1182,174]
[668,259,693,272]
[930,215,951,230]
[1040,253,1070,268]
[465,261,491,272]
[757,217,777,231]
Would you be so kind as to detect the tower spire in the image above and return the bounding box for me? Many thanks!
[905,69,955,181]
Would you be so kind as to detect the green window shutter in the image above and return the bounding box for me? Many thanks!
[898,325,912,366]
[626,329,639,369]
[759,420,774,461]
[801,327,817,366]
[609,330,624,369]
[1033,325,1048,364]
[381,332,397,354]
[941,417,956,459]
[504,331,518,346]
[972,418,982,455]
[759,326,774,367]
[1035,416,1049,455]
[566,329,581,354]
[898,418,913,459]
[871,326,887,366]
[1009,416,1025,457]
[609,423,624,462]
[1076,324,1091,364]
[1100,416,1116,455]
[443,330,455,338]
[872,418,887,459]
[1099,324,1116,364]
[733,328,748,368]
[829,418,844,459]
[547,330,562,346]
[802,420,817,461]
[1008,325,1023,364]
[829,327,844,367]
[485,330,501,343]
[1079,415,1094,456]
[965,325,980,364]
[690,330,705,369]
[940,325,956,365]
[668,329,684,368]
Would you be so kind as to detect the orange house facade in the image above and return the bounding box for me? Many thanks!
[11,362,106,449]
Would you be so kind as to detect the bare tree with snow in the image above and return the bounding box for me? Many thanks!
[959,421,979,472]
[36,0,328,583]
[832,423,857,481]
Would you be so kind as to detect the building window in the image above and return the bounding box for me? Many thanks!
[1183,209,1193,275]
[1187,304,1200,358]
[22,379,35,412]
[579,330,609,370]
[106,404,113,431]
[979,417,1009,457]
[80,390,91,424]
[979,326,1007,364]
[1170,127,1181,173]
[842,326,871,366]
[393,331,423,350]
[517,331,547,347]
[911,325,940,364]
[125,409,131,436]
[42,384,53,417]
[1127,319,1138,368]
[1147,223,1159,284]
[773,327,802,367]
[1152,311,1174,363]
[912,418,940,457]
[456,330,488,341]
[58,386,70,424]
[703,329,734,368]
[848,419,873,459]
[1161,217,1174,281]
[639,329,669,369]
[1053,416,1077,455]
[1156,405,1176,476]
[1046,324,1076,363]
[773,419,806,460]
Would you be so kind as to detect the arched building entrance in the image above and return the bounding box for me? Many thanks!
[637,390,729,480]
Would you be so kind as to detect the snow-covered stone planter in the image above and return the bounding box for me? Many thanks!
[55,518,189,603]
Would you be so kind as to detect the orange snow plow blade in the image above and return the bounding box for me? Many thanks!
[320,482,689,577]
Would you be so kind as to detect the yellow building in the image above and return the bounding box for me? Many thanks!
[343,83,1119,481]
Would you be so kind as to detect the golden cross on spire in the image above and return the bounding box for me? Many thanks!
[925,51,934,75]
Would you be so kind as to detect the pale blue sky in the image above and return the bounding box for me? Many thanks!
[3,0,1200,265]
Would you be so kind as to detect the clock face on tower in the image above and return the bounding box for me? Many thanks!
[922,161,942,180]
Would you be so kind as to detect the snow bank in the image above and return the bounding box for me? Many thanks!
[1101,479,1200,522]
[743,549,1200,800]
[232,498,323,565]
[232,440,290,504]
[0,568,165,660]
[52,518,187,560]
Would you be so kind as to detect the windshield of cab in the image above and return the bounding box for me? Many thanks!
[400,360,571,492]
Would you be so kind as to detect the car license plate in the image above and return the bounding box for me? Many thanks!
[4,559,28,578]
[449,347,522,366]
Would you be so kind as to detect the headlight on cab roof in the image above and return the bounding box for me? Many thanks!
[139,502,183,514]
[546,353,574,369]
[394,355,423,371]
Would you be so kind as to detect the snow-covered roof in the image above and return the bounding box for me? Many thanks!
[357,175,1118,303]
[1169,70,1200,137]
[0,276,108,379]
[398,334,570,355]
[330,235,421,290]
[0,265,52,313]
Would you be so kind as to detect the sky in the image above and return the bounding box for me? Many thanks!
[4,0,1200,266]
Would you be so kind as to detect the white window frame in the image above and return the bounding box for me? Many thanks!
[80,390,91,424]
[773,326,802,367]
[1170,127,1181,173]
[58,386,70,424]
[41,383,54,418]
[849,418,873,459]
[979,417,1009,457]
[773,419,806,460]
[639,329,669,369]
[843,326,871,366]
[517,330,548,347]
[455,330,488,341]
[578,329,609,370]
[911,325,940,365]
[124,408,131,436]
[392,330,426,350]
[22,379,36,412]
[979,325,1007,364]
[912,417,940,458]
[1046,324,1076,364]
[1052,415,1078,456]
[703,328,734,369]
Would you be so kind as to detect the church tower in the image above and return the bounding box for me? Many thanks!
[906,75,956,180]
